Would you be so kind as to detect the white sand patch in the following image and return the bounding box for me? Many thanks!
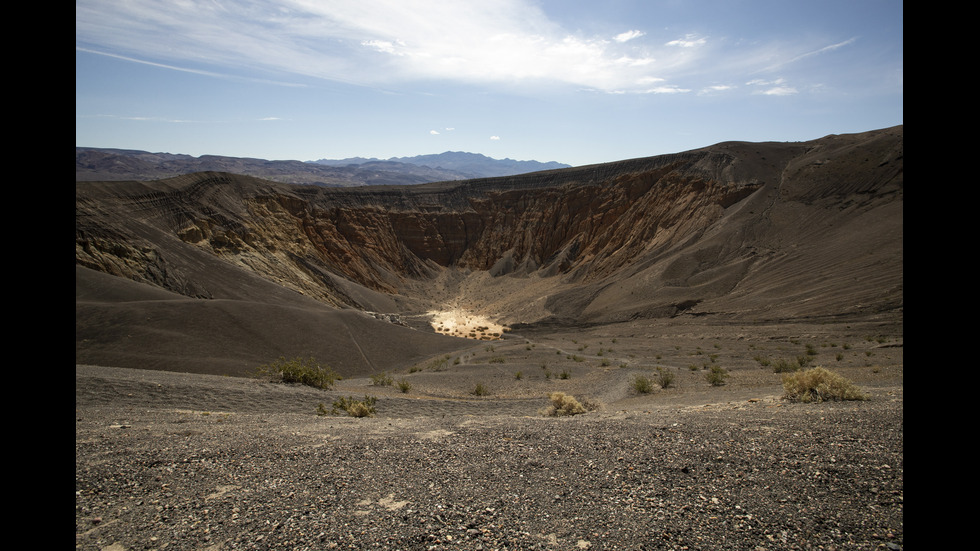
[428,308,507,340]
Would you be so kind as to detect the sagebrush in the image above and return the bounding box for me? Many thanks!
[705,365,729,386]
[631,375,654,394]
[330,395,378,417]
[782,367,869,403]
[256,356,339,389]
[540,392,602,416]
[654,367,675,388]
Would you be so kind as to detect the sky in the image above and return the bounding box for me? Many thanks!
[76,0,903,167]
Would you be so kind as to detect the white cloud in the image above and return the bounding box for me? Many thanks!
[698,85,734,95]
[430,130,440,135]
[489,136,501,140]
[75,0,683,94]
[760,86,798,96]
[665,34,706,48]
[614,30,645,43]
[746,78,797,96]
[362,40,403,55]
[75,0,841,98]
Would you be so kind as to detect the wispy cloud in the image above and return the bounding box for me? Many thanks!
[665,34,706,48]
[80,113,201,124]
[698,84,735,95]
[771,38,858,71]
[747,78,797,96]
[76,0,688,94]
[75,46,308,87]
[75,0,848,98]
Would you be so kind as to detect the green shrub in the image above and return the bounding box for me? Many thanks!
[705,365,729,386]
[654,367,675,388]
[631,375,654,394]
[559,369,571,379]
[370,372,393,386]
[781,367,869,403]
[331,395,378,417]
[396,379,412,393]
[256,356,338,390]
[771,358,801,373]
[471,383,489,396]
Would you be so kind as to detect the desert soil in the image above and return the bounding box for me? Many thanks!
[76,321,903,551]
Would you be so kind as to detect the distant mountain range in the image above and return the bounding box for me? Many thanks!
[75,148,571,187]
[312,151,571,179]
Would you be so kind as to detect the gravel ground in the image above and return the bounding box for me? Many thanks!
[76,365,903,551]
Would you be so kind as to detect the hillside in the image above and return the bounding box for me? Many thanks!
[75,126,902,378]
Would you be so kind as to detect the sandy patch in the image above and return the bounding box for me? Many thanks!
[428,308,508,340]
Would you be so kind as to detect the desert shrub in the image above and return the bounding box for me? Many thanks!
[396,379,412,393]
[705,365,729,386]
[654,367,675,388]
[559,369,571,379]
[414,355,451,372]
[540,392,601,416]
[489,357,506,364]
[514,371,523,380]
[781,367,869,403]
[631,375,654,394]
[256,356,338,390]
[370,372,393,386]
[471,383,489,396]
[331,395,378,417]
[771,358,801,373]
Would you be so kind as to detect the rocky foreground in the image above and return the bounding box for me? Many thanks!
[76,365,903,551]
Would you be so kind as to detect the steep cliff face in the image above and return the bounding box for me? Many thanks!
[76,126,903,327]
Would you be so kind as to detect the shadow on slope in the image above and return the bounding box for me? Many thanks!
[76,266,471,377]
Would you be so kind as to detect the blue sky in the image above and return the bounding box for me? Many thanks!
[76,0,902,167]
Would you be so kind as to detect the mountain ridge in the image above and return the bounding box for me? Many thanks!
[76,147,569,186]
[312,151,570,179]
